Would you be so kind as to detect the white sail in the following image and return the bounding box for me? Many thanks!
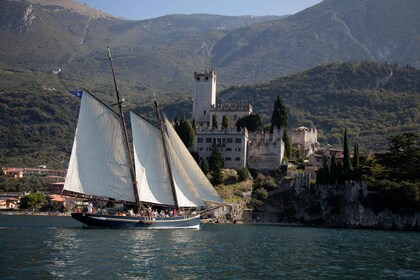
[63,91,135,202]
[163,132,204,207]
[164,118,223,204]
[130,112,175,206]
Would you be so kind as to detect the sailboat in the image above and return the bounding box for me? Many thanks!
[63,47,222,229]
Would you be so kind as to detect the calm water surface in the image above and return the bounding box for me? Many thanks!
[0,215,419,279]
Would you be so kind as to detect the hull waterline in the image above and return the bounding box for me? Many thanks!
[71,213,201,229]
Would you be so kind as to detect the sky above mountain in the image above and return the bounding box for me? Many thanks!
[76,0,322,20]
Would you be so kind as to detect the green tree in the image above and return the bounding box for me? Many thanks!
[235,113,262,132]
[19,192,47,210]
[237,167,251,182]
[330,154,339,184]
[212,115,218,130]
[343,128,353,172]
[222,115,229,130]
[191,118,197,130]
[271,96,288,131]
[316,157,331,185]
[353,143,360,168]
[254,187,268,200]
[380,133,419,181]
[200,158,210,175]
[176,114,195,149]
[208,148,224,185]
[352,143,362,180]
[283,129,292,160]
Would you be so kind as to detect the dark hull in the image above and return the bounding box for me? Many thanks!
[71,213,201,229]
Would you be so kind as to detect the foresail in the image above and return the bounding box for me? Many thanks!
[130,112,175,206]
[164,133,205,207]
[63,91,136,202]
[164,118,223,204]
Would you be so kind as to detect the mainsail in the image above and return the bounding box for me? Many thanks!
[163,118,223,204]
[63,91,135,202]
[131,112,204,207]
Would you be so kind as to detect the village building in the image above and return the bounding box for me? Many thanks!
[290,126,319,158]
[192,70,285,169]
[2,167,66,178]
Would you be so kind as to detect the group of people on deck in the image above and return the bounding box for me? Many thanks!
[76,202,187,218]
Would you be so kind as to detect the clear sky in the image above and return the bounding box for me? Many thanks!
[76,0,323,20]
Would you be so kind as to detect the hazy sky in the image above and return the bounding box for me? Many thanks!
[77,0,323,20]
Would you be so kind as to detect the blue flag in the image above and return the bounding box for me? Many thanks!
[69,90,83,98]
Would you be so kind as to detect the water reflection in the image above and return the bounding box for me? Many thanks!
[1,216,419,280]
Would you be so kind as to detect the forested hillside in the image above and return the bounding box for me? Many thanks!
[219,61,420,149]
[1,61,418,169]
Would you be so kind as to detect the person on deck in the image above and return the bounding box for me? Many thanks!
[87,202,93,214]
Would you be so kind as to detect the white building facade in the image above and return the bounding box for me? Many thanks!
[192,70,284,170]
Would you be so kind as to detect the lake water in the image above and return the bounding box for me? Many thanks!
[0,215,419,279]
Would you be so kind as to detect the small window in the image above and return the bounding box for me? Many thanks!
[227,138,233,143]
[235,138,241,144]
[198,147,203,151]
[197,138,203,143]
[206,138,212,143]
[235,148,241,151]
[225,157,231,161]
[204,110,207,115]
[235,157,240,161]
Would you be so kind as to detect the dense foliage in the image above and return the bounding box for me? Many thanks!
[271,96,288,130]
[235,114,262,132]
[19,192,47,210]
[317,132,419,213]
[220,61,420,149]
[174,114,195,149]
[208,148,224,185]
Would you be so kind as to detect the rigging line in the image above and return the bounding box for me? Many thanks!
[154,92,180,210]
[107,46,143,212]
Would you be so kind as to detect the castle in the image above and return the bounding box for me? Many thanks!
[192,70,285,170]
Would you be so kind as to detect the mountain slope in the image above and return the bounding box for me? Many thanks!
[219,61,420,149]
[1,61,418,169]
[2,0,419,95]
[211,0,420,85]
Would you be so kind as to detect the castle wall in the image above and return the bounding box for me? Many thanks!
[247,127,284,170]
[290,126,319,158]
[210,103,252,129]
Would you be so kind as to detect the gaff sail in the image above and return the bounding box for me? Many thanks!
[63,91,135,202]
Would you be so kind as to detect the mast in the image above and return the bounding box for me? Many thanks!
[153,94,179,210]
[106,46,142,211]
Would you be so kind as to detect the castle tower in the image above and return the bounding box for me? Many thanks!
[192,70,217,126]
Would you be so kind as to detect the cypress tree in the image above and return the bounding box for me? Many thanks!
[271,96,288,131]
[322,157,330,184]
[330,154,338,184]
[222,115,229,130]
[212,115,218,130]
[174,116,179,130]
[343,128,353,171]
[209,148,224,185]
[177,114,194,149]
[283,129,292,160]
[191,118,197,130]
[352,143,360,169]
